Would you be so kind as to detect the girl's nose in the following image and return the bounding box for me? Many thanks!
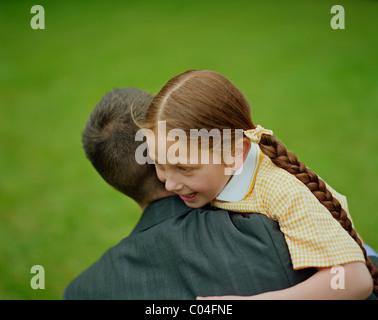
[165,176,184,192]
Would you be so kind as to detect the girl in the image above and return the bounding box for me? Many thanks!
[139,70,377,299]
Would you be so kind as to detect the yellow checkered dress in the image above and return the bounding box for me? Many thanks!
[213,153,365,270]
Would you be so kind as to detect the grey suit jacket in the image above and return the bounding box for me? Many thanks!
[64,196,376,299]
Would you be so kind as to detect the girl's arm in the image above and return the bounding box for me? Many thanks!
[197,262,373,300]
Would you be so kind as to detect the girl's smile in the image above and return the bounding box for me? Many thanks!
[178,192,198,202]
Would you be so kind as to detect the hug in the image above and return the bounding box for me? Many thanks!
[65,70,378,300]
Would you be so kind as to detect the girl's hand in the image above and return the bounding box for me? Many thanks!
[196,262,373,300]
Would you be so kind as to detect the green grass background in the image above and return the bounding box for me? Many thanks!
[0,0,377,299]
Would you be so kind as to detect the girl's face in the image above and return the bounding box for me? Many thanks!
[154,160,231,209]
[147,133,232,208]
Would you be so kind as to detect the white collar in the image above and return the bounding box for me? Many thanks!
[216,142,261,202]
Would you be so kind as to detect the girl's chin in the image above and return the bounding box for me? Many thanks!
[184,201,202,208]
[183,198,211,209]
[178,193,204,208]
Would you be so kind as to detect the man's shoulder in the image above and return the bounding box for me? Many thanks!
[62,204,229,300]
[63,238,127,300]
[64,198,317,300]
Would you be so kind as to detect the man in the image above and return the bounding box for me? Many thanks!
[64,87,376,299]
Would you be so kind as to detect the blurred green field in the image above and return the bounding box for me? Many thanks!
[0,0,377,299]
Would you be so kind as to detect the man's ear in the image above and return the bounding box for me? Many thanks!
[232,137,251,172]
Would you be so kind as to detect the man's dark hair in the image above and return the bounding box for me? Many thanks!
[82,87,164,204]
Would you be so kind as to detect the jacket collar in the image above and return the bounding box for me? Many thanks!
[131,196,190,234]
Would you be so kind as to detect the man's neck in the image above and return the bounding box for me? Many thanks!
[139,191,175,211]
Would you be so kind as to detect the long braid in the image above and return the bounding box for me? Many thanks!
[259,133,378,294]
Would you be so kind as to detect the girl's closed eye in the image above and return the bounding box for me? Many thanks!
[155,163,165,171]
[178,166,194,173]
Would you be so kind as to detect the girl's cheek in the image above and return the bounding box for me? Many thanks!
[190,177,208,193]
[155,167,166,183]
